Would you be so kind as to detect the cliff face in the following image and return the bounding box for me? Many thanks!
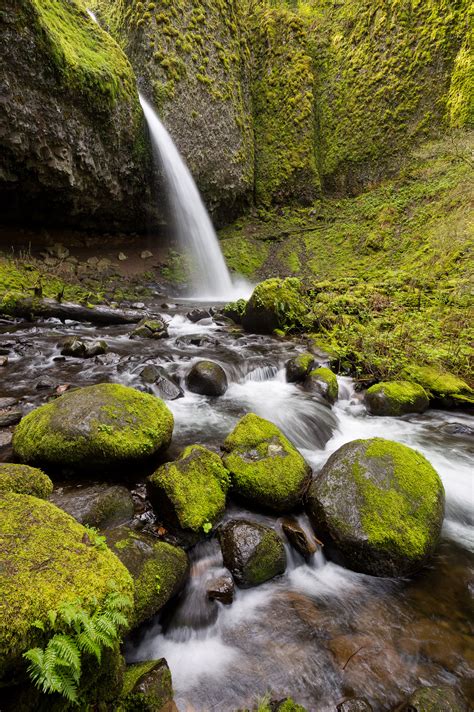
[0,0,154,231]
[93,0,254,226]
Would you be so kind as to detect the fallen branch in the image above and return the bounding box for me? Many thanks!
[0,297,145,325]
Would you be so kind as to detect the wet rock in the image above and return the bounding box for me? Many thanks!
[0,398,17,409]
[0,408,22,427]
[176,334,218,348]
[130,318,168,340]
[50,483,134,530]
[365,381,429,416]
[106,526,188,627]
[222,413,311,512]
[186,308,211,323]
[218,519,286,588]
[85,340,108,358]
[206,572,234,604]
[306,438,445,577]
[147,445,230,544]
[337,699,373,712]
[61,336,108,358]
[304,367,338,403]
[439,422,474,436]
[281,517,318,560]
[141,364,161,384]
[0,463,53,498]
[0,356,8,367]
[0,430,13,453]
[120,658,177,712]
[13,383,174,473]
[285,353,315,383]
[242,278,309,334]
[186,360,228,396]
[400,686,468,712]
[140,366,184,400]
[35,379,54,390]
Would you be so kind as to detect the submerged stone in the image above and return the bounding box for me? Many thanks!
[12,383,174,472]
[147,445,230,543]
[306,438,445,577]
[218,519,286,588]
[222,413,311,512]
[365,381,429,416]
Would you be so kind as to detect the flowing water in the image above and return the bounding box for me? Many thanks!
[139,95,248,301]
[0,301,472,710]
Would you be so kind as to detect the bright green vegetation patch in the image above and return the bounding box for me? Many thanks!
[221,233,269,277]
[119,659,173,711]
[13,383,174,469]
[223,413,309,512]
[401,364,473,399]
[148,445,230,533]
[28,0,137,109]
[0,491,133,679]
[0,463,53,499]
[355,438,444,558]
[365,381,429,416]
[309,367,338,402]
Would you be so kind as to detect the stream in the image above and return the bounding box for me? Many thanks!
[0,299,472,711]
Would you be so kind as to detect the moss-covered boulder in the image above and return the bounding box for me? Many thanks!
[242,278,310,334]
[223,414,310,513]
[365,381,429,416]
[0,491,133,681]
[218,519,286,588]
[222,299,247,325]
[50,483,134,530]
[0,463,52,499]
[400,686,468,712]
[106,527,188,628]
[401,365,474,408]
[12,383,174,472]
[119,659,176,712]
[305,367,338,404]
[147,445,230,543]
[186,361,228,397]
[130,319,168,340]
[285,353,315,383]
[306,438,445,577]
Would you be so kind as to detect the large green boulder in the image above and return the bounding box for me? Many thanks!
[0,491,133,681]
[0,463,53,499]
[119,659,176,712]
[218,519,286,588]
[365,381,429,416]
[147,445,230,543]
[13,383,174,472]
[106,527,188,628]
[222,414,310,513]
[242,278,310,334]
[306,438,445,577]
[401,365,474,408]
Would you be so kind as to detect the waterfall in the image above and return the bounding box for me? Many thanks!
[139,94,239,300]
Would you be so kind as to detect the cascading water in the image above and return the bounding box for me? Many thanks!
[139,94,243,300]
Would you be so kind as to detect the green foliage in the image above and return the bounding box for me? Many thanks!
[24,591,132,705]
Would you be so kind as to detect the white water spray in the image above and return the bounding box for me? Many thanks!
[139,94,244,300]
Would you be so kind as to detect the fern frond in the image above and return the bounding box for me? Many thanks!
[49,635,81,679]
[76,631,102,662]
[105,591,133,611]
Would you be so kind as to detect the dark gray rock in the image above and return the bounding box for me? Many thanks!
[120,659,177,712]
[50,483,135,530]
[186,361,228,397]
[206,572,234,605]
[281,517,318,560]
[186,309,211,323]
[337,699,373,712]
[218,519,286,588]
[285,353,315,383]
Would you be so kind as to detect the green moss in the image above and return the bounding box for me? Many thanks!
[0,492,133,679]
[294,353,314,373]
[243,277,312,333]
[148,445,230,533]
[0,464,53,499]
[245,528,286,585]
[401,364,473,399]
[223,298,247,323]
[220,234,269,277]
[365,380,429,416]
[119,659,173,712]
[222,413,309,512]
[308,367,338,402]
[277,700,308,712]
[354,438,445,558]
[13,383,174,469]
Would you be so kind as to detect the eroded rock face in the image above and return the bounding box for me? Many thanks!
[0,0,154,231]
[50,483,134,530]
[306,438,445,577]
[218,519,286,588]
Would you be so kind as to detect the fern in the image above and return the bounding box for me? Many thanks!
[23,589,133,705]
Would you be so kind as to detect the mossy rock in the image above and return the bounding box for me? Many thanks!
[130,319,168,340]
[0,463,53,499]
[12,383,174,473]
[106,526,188,628]
[222,299,247,325]
[242,278,310,334]
[306,438,445,577]
[305,367,338,404]
[186,361,228,397]
[365,381,429,416]
[218,519,286,588]
[119,658,175,711]
[223,414,311,513]
[400,685,468,712]
[285,353,315,383]
[0,491,133,681]
[50,483,134,530]
[147,445,230,543]
[401,365,473,408]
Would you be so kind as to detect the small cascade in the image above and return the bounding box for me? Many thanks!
[139,94,239,300]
